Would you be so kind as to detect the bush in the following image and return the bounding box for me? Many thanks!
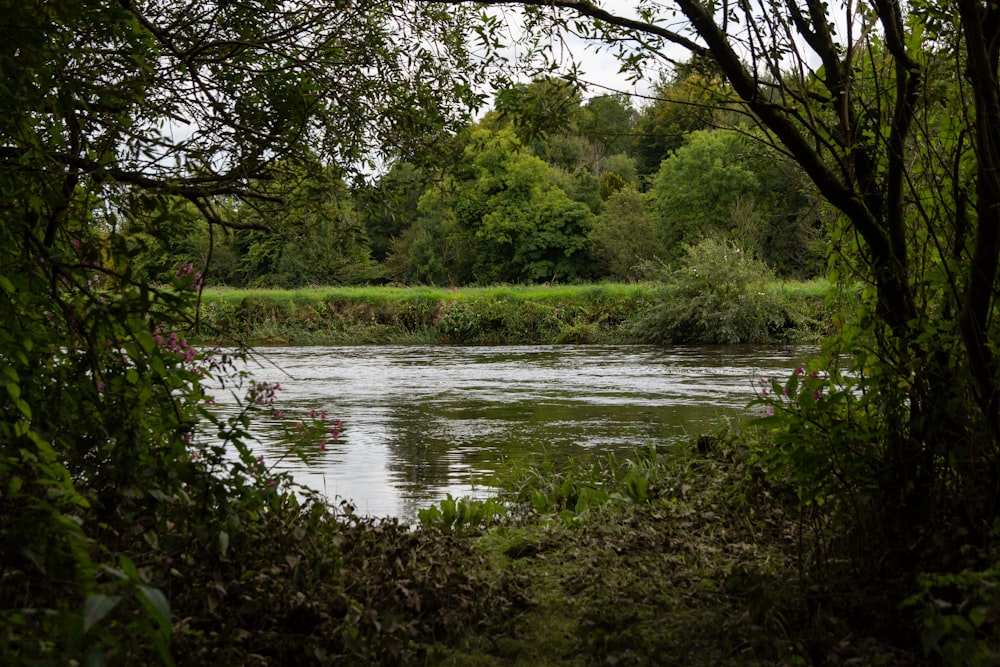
[631,237,794,344]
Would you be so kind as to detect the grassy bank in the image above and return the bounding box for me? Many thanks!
[155,430,911,666]
[194,281,834,346]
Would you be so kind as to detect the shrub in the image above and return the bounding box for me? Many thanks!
[632,237,794,344]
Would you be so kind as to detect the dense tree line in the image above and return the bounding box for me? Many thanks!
[129,74,829,288]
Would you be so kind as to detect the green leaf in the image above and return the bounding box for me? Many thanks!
[82,594,123,634]
[217,530,230,559]
[119,555,140,580]
[137,585,172,634]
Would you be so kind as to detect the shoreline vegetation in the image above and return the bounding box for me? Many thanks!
[194,280,835,346]
[147,281,916,665]
[165,435,912,666]
[10,2,1000,663]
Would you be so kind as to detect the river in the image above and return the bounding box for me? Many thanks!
[208,344,812,521]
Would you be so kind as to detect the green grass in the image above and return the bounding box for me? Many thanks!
[201,282,656,308]
[193,282,833,346]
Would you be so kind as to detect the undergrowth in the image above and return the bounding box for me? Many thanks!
[420,435,918,666]
[195,281,830,346]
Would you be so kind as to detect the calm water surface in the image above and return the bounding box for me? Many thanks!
[211,345,812,521]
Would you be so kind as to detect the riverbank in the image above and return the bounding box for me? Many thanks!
[193,281,834,346]
[161,432,912,665]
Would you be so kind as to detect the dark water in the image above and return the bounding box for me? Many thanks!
[210,345,813,520]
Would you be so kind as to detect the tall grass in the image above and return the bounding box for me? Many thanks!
[194,282,831,346]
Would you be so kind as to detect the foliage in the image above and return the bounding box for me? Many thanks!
[499,445,671,525]
[631,69,730,175]
[434,295,566,344]
[0,0,495,661]
[225,168,379,288]
[904,553,1000,666]
[192,282,826,346]
[632,238,795,344]
[588,186,665,280]
[456,5,1000,658]
[738,139,830,279]
[492,77,584,149]
[392,127,599,284]
[648,127,827,276]
[123,199,213,284]
[650,129,759,261]
[749,364,884,551]
[359,161,435,263]
[417,494,508,531]
[578,94,638,159]
[431,434,910,666]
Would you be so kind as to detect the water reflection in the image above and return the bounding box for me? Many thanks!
[209,345,813,521]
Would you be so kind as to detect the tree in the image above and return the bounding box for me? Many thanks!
[387,181,476,284]
[0,1,489,659]
[360,161,435,263]
[492,76,585,150]
[589,186,665,280]
[578,93,638,158]
[431,0,1000,651]
[228,168,378,287]
[650,128,826,275]
[631,69,729,175]
[649,129,759,260]
[457,128,596,282]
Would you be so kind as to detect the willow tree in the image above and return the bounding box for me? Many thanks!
[440,1,1000,555]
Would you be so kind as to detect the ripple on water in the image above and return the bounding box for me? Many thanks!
[208,344,815,521]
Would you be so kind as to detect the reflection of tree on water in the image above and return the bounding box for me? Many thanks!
[380,401,472,521]
[382,402,474,490]
[219,345,813,520]
[380,388,681,516]
[254,412,349,470]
